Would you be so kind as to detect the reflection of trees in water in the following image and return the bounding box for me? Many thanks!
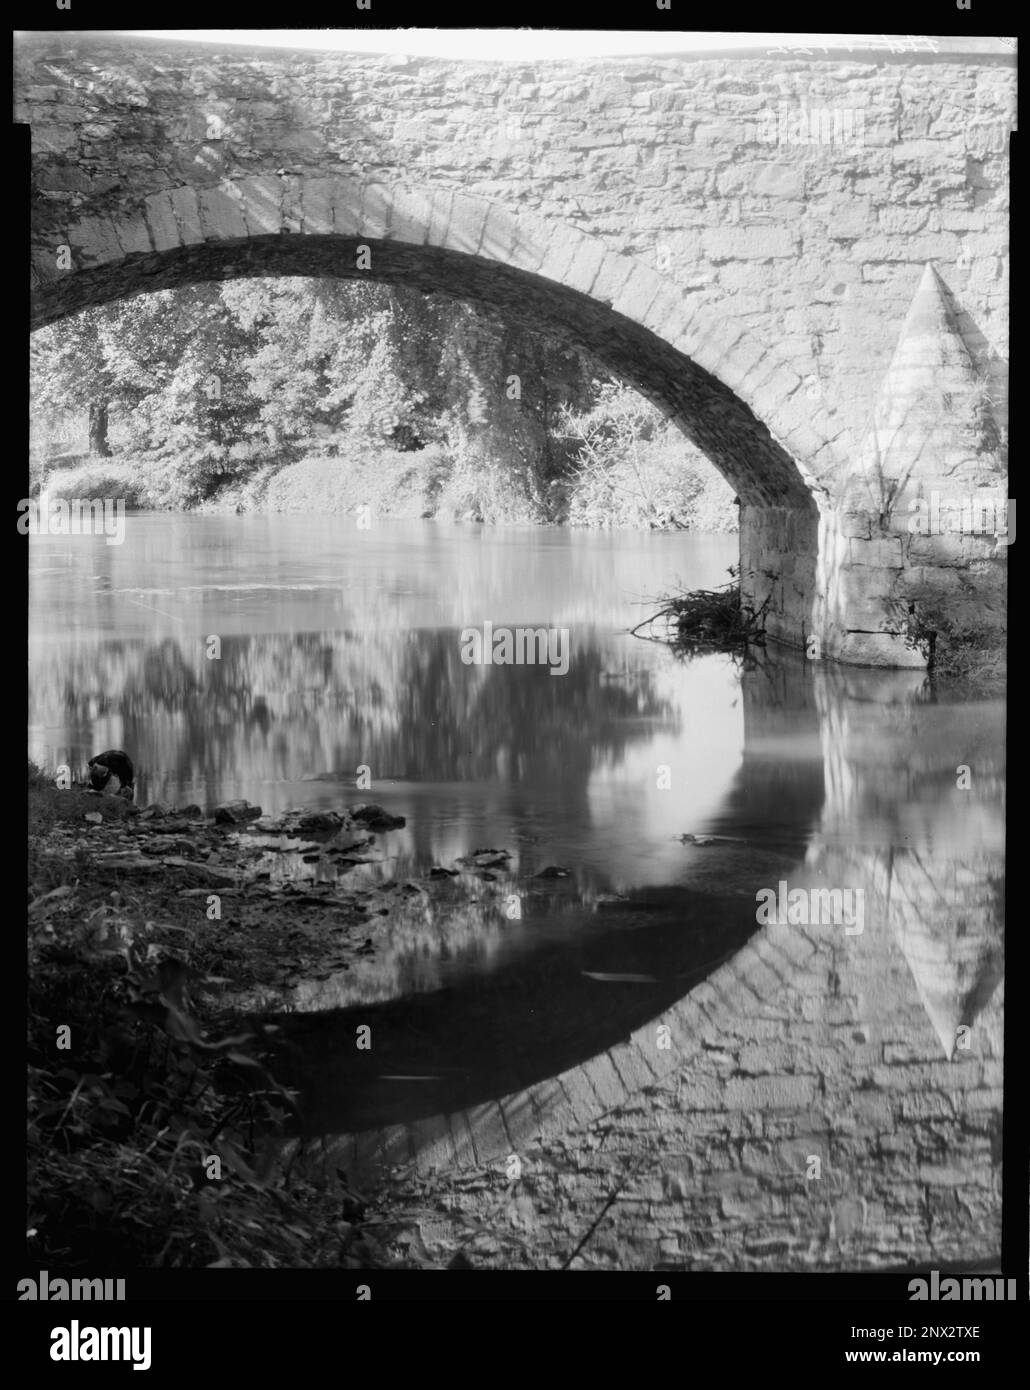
[31,630,679,801]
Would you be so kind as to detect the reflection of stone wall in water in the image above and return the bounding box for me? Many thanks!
[338,660,1003,1270]
[889,859,1003,1059]
[684,669,1002,1269]
[600,668,1002,1268]
[807,665,1004,1060]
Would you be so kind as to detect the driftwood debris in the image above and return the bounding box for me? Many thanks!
[630,569,769,656]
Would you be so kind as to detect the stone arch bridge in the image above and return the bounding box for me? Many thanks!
[19,33,1012,665]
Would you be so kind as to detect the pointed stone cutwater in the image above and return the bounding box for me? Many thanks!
[889,853,1004,1058]
[885,261,978,388]
[855,262,989,530]
[823,263,1006,666]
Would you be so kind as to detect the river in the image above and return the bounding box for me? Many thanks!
[28,513,1005,1268]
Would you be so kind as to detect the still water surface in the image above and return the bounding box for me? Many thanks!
[30,515,755,890]
[29,515,1005,1263]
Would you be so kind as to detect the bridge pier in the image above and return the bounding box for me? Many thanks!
[810,263,1007,667]
[738,499,821,657]
[741,262,1007,668]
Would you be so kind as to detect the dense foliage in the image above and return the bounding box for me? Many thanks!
[27,762,410,1269]
[31,278,736,530]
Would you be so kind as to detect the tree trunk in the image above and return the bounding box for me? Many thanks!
[88,402,112,457]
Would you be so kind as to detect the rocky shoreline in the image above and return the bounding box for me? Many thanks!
[28,775,775,1273]
[27,773,531,1269]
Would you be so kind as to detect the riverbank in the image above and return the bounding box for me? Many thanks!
[27,769,528,1270]
[30,767,758,1273]
[22,771,771,1274]
[34,445,740,531]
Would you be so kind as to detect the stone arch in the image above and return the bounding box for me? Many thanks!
[31,178,837,649]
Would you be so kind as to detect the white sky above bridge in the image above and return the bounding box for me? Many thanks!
[116,31,1011,60]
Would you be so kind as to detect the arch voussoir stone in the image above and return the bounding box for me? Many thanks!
[358,183,393,241]
[640,285,696,346]
[114,214,154,257]
[143,190,184,252]
[298,177,334,235]
[775,415,833,472]
[197,184,248,241]
[475,203,520,263]
[689,322,749,379]
[590,251,639,308]
[233,174,284,236]
[328,177,365,237]
[281,176,305,234]
[414,186,449,246]
[554,238,609,297]
[71,215,124,268]
[166,186,204,245]
[752,368,805,424]
[385,187,434,245]
[499,214,552,278]
[431,190,485,257]
[610,261,665,323]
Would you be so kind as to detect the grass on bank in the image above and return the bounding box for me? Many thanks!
[27,765,385,1270]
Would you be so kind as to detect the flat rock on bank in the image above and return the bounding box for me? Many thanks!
[30,790,499,1016]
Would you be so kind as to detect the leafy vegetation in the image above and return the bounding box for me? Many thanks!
[27,764,388,1269]
[560,384,737,531]
[886,597,1006,691]
[31,279,736,529]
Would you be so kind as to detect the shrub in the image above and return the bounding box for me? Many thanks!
[33,460,149,509]
[888,596,1006,688]
[558,383,738,531]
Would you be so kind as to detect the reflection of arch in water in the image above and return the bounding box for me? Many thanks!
[292,907,832,1184]
[269,656,830,1178]
[278,658,1003,1187]
[267,884,762,1134]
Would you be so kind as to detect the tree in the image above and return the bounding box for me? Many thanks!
[88,402,111,457]
[31,275,605,516]
[32,309,116,459]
